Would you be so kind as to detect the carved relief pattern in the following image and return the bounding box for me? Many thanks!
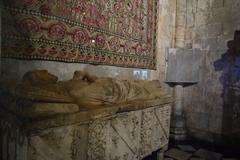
[0,119,28,160]
[28,126,73,160]
[71,127,83,160]
[154,105,171,147]
[139,109,155,158]
[139,105,171,159]
[110,112,141,160]
[88,119,108,160]
[71,125,88,160]
[110,129,134,160]
[0,104,171,160]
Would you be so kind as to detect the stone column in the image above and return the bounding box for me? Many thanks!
[175,0,187,48]
[171,0,188,140]
[170,84,187,140]
[168,0,197,141]
[166,48,201,141]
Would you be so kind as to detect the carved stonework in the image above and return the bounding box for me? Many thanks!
[155,105,171,146]
[1,104,171,160]
[88,119,109,160]
[140,109,155,158]
[139,105,171,159]
[71,125,88,160]
[0,105,171,160]
[0,119,28,160]
[109,111,141,160]
[0,70,172,160]
[28,126,74,160]
[1,70,166,111]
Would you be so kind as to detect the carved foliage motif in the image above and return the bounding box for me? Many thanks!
[0,105,171,160]
[86,106,171,160]
[71,125,88,160]
[140,109,155,158]
[88,119,108,160]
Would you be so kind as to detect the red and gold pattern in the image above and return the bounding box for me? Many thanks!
[2,0,158,69]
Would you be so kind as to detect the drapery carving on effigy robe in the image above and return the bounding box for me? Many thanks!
[1,70,165,109]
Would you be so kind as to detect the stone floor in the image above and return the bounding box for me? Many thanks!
[143,140,240,160]
[164,146,238,160]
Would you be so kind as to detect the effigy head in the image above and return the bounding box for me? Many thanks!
[72,70,97,82]
[73,70,85,80]
[22,70,58,85]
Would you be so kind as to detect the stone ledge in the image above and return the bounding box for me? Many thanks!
[0,94,172,135]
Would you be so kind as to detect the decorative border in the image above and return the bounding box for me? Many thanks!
[1,0,158,69]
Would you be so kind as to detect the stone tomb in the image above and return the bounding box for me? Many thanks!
[0,70,172,160]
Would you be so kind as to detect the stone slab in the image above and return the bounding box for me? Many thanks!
[193,149,222,160]
[24,96,173,134]
[166,48,201,83]
[21,103,80,117]
[177,145,196,152]
[165,148,192,160]
[190,158,205,160]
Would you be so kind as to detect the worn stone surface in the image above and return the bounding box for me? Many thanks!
[166,48,201,83]
[19,103,80,117]
[0,59,155,81]
[194,149,222,160]
[190,158,205,160]
[164,142,240,160]
[0,103,172,160]
[165,148,192,160]
[181,0,240,143]
[177,145,196,152]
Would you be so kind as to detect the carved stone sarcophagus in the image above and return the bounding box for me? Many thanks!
[0,70,172,160]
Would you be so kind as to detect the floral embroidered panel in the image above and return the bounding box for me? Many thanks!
[2,0,158,69]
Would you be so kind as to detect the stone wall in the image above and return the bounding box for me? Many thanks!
[0,0,176,83]
[155,0,177,83]
[183,0,240,143]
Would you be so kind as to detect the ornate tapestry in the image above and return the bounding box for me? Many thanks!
[1,0,158,69]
